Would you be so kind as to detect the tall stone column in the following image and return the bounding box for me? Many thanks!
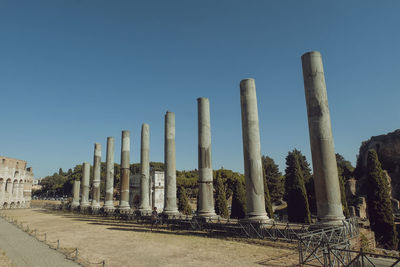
[301,51,345,226]
[118,130,131,210]
[104,137,115,210]
[91,143,101,209]
[163,112,179,216]
[71,180,80,208]
[197,97,216,217]
[80,162,90,208]
[240,79,270,222]
[139,123,151,213]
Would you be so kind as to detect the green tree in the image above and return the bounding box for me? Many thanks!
[230,178,246,219]
[284,150,311,224]
[262,156,284,203]
[366,150,398,250]
[262,163,274,218]
[177,186,192,215]
[215,173,229,218]
[292,149,316,214]
[336,153,352,218]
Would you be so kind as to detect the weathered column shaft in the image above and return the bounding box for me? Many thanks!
[197,97,216,217]
[80,162,90,207]
[301,51,344,225]
[240,79,270,222]
[163,112,179,215]
[139,124,151,212]
[104,137,115,209]
[91,143,101,208]
[119,130,131,210]
[71,180,80,208]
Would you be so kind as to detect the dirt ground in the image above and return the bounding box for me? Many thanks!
[0,208,299,267]
[0,249,13,267]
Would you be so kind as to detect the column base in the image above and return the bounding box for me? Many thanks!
[162,210,180,219]
[309,216,346,230]
[241,213,272,224]
[137,209,152,216]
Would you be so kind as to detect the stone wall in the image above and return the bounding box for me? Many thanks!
[0,156,34,209]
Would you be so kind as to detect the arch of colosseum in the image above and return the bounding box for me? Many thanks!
[0,156,34,209]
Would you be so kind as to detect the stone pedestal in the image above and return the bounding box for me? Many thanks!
[197,98,216,218]
[240,79,270,223]
[163,112,179,216]
[139,124,151,214]
[80,162,90,208]
[301,51,345,227]
[91,143,101,209]
[103,137,115,211]
[71,180,80,209]
[118,130,131,211]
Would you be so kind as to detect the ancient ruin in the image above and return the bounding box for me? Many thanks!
[91,143,101,209]
[119,130,131,211]
[163,111,179,216]
[103,136,115,211]
[301,51,345,226]
[0,156,34,209]
[239,79,270,222]
[197,97,216,218]
[80,162,90,208]
[139,123,151,214]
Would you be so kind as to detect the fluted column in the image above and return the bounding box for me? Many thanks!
[118,130,131,210]
[91,143,101,209]
[80,162,90,208]
[104,137,115,210]
[240,79,270,222]
[197,97,216,217]
[139,124,151,213]
[301,51,344,226]
[163,112,179,216]
[71,180,80,208]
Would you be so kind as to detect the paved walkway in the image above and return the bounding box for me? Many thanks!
[0,218,79,267]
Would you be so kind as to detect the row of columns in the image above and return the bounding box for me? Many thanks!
[71,51,344,226]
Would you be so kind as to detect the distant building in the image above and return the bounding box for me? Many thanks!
[0,156,34,209]
[129,171,164,210]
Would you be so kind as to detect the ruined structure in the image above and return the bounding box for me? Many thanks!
[80,162,90,208]
[151,171,164,211]
[301,51,345,226]
[103,136,115,211]
[0,156,34,209]
[119,130,131,211]
[71,179,80,208]
[139,123,151,214]
[91,143,101,209]
[163,111,179,216]
[197,97,216,218]
[240,79,270,222]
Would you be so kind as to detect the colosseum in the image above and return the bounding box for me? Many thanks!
[0,156,34,209]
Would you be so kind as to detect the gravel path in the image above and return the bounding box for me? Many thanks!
[0,217,79,267]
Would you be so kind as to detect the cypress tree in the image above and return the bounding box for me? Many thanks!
[262,156,284,203]
[215,174,229,218]
[366,149,398,250]
[177,186,192,215]
[292,150,316,214]
[284,150,311,224]
[230,178,246,219]
[262,163,274,218]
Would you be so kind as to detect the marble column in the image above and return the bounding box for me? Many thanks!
[139,124,151,213]
[240,79,270,222]
[104,137,115,210]
[71,180,80,208]
[163,112,179,216]
[118,130,131,210]
[301,51,344,226]
[197,97,216,217]
[80,162,90,208]
[91,143,101,209]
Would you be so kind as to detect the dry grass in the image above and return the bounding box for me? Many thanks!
[1,208,299,267]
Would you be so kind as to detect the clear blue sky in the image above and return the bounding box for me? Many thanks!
[1,1,399,178]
